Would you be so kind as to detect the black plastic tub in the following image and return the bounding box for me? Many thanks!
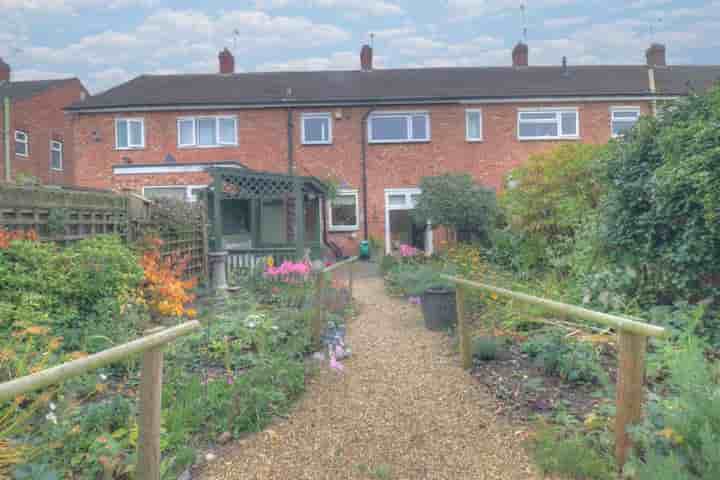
[421,287,457,331]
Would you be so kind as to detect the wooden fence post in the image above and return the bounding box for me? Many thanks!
[312,273,326,347]
[348,260,354,299]
[456,285,472,369]
[615,331,646,468]
[137,336,164,480]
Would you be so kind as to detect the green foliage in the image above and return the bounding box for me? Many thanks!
[379,254,398,275]
[384,263,454,297]
[502,144,604,243]
[530,425,615,480]
[472,336,501,361]
[521,330,607,384]
[627,334,720,480]
[411,174,497,242]
[601,84,720,302]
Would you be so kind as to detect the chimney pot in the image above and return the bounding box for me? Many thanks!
[646,43,666,67]
[0,57,10,82]
[360,44,373,71]
[218,48,235,74]
[512,42,528,67]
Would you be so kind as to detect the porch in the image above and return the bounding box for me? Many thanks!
[207,166,328,271]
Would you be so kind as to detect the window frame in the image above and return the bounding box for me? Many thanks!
[115,118,145,150]
[50,140,63,171]
[465,109,483,142]
[327,189,360,232]
[368,111,431,144]
[142,184,207,203]
[301,112,333,145]
[517,107,580,141]
[610,106,642,138]
[14,130,29,157]
[176,116,238,148]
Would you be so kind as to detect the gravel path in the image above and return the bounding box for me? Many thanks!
[200,277,539,480]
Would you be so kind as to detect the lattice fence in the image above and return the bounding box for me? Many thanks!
[0,184,127,243]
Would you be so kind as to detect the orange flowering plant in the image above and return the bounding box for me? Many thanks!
[137,237,197,320]
[0,228,38,248]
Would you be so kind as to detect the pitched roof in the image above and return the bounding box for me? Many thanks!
[653,66,720,95]
[66,64,719,112]
[0,78,79,102]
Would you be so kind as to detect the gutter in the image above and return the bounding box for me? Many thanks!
[648,68,658,117]
[2,97,10,182]
[287,107,294,175]
[360,106,377,241]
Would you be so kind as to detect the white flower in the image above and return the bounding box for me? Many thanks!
[271,326,279,331]
[45,412,58,425]
[247,322,257,328]
[49,402,56,411]
[99,374,108,381]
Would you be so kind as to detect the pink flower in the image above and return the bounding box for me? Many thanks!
[400,244,420,257]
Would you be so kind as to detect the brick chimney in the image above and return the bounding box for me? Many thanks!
[646,43,666,67]
[0,58,10,82]
[512,42,528,67]
[218,48,235,74]
[360,44,373,71]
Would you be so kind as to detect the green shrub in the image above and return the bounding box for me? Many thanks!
[530,426,615,480]
[412,173,497,244]
[522,330,607,384]
[472,336,500,361]
[379,254,397,275]
[601,84,720,303]
[385,263,454,297]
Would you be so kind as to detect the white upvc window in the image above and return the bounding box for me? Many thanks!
[465,109,483,142]
[301,113,332,144]
[14,130,28,157]
[50,140,63,171]
[517,108,579,140]
[177,116,237,147]
[368,112,430,143]
[115,118,145,149]
[328,189,359,232]
[142,185,207,203]
[611,107,641,137]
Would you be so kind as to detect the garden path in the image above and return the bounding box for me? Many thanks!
[199,275,539,480]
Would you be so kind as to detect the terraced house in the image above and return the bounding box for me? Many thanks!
[66,42,720,257]
[0,59,88,186]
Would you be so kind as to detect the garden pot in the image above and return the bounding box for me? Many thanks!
[421,287,456,331]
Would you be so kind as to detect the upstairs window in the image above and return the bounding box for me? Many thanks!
[369,112,430,143]
[50,140,63,170]
[465,109,483,142]
[177,116,237,147]
[611,107,641,137]
[328,190,359,231]
[518,109,579,140]
[301,113,332,144]
[115,118,145,149]
[14,130,28,157]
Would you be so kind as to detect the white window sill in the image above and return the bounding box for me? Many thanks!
[517,136,580,142]
[301,141,333,146]
[369,139,431,145]
[466,138,483,143]
[50,168,63,172]
[115,146,145,151]
[177,144,238,149]
[329,226,359,232]
[15,153,28,158]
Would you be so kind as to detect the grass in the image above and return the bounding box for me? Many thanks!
[529,425,615,480]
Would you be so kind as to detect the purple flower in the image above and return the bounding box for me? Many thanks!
[409,296,422,305]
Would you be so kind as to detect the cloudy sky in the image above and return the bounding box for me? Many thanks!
[2,0,719,93]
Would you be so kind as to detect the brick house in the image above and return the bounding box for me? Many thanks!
[0,59,88,186]
[66,43,720,256]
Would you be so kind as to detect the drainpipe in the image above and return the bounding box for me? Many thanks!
[360,107,376,241]
[287,108,294,175]
[2,97,10,182]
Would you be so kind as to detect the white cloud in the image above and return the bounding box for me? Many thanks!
[371,26,417,40]
[628,0,671,8]
[544,16,589,28]
[254,0,404,16]
[447,0,574,19]
[0,0,155,13]
[11,68,74,80]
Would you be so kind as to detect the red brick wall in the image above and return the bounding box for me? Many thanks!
[1,79,87,185]
[71,101,651,254]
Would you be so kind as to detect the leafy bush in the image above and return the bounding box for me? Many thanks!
[385,263,454,297]
[627,334,720,479]
[530,425,615,480]
[472,336,501,361]
[412,173,497,244]
[502,144,604,244]
[601,84,720,303]
[522,330,607,384]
